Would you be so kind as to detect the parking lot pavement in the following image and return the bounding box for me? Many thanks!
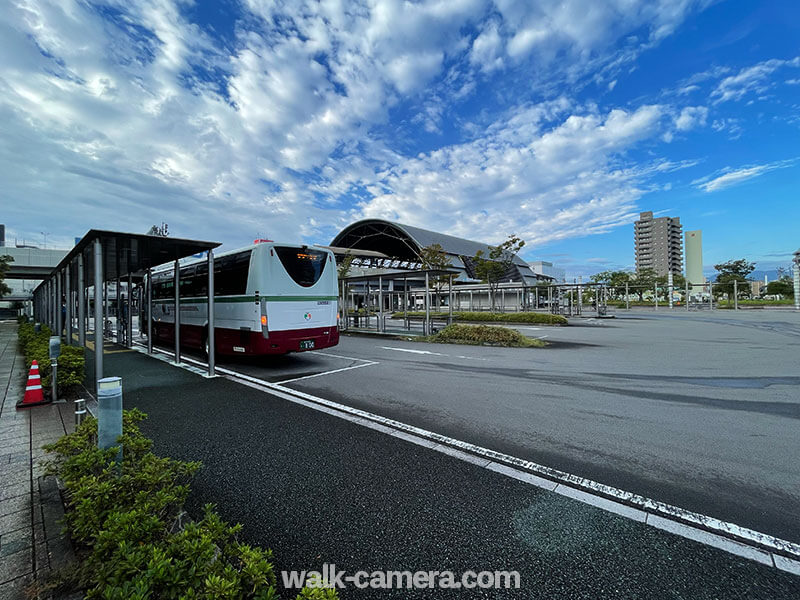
[190,310,800,546]
[106,349,800,598]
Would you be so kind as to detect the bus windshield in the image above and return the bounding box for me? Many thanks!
[274,246,328,287]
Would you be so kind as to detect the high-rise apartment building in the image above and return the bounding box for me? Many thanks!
[634,211,683,276]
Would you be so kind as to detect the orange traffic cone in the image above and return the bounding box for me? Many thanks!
[16,360,51,409]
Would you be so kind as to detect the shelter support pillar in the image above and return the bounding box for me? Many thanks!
[207,250,215,377]
[65,263,72,344]
[93,239,103,388]
[127,273,133,347]
[378,276,384,333]
[146,269,153,355]
[174,259,181,364]
[424,271,431,336]
[55,270,61,336]
[77,254,86,347]
[448,276,453,325]
[116,276,122,344]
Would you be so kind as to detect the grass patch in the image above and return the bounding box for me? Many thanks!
[425,324,546,348]
[715,299,794,307]
[394,311,567,325]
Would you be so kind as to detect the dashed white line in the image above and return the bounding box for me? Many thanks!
[276,361,379,384]
[311,350,375,363]
[380,346,446,356]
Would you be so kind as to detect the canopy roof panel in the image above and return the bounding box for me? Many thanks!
[35,230,220,291]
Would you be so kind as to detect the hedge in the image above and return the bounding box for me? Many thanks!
[394,311,568,325]
[426,324,546,348]
[41,409,338,599]
[18,321,85,397]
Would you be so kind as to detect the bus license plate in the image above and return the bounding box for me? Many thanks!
[300,340,315,350]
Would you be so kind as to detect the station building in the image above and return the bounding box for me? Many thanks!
[329,219,547,285]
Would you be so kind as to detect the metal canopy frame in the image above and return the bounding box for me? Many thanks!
[341,269,461,335]
[32,230,221,395]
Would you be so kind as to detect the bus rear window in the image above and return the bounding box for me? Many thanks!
[275,247,327,287]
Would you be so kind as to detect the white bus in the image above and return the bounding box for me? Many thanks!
[144,241,340,356]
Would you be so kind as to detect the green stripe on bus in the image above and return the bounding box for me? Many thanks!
[153,295,337,304]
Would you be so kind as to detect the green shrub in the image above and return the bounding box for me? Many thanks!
[394,311,567,325]
[427,324,546,347]
[17,321,85,396]
[43,409,333,599]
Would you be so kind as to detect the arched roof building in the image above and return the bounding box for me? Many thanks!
[330,219,544,284]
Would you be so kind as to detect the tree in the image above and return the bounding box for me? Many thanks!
[655,272,686,300]
[766,277,793,297]
[419,243,450,309]
[632,268,657,301]
[337,254,354,280]
[473,235,525,310]
[714,259,755,298]
[590,270,633,299]
[0,255,13,300]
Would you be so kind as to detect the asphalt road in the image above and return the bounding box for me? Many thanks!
[109,350,800,599]
[217,309,800,545]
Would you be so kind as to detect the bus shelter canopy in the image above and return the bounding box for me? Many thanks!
[36,230,221,292]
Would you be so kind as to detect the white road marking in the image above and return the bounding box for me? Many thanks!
[276,361,379,384]
[380,346,446,356]
[311,350,375,363]
[131,341,800,572]
[646,515,773,566]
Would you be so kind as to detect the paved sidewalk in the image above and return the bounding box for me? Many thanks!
[0,321,75,599]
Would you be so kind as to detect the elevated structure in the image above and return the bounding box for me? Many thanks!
[634,211,683,276]
[331,219,543,284]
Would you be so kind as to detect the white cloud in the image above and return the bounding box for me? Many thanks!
[674,105,708,130]
[694,159,797,192]
[469,23,503,72]
[354,104,666,246]
[711,56,800,103]
[0,0,708,252]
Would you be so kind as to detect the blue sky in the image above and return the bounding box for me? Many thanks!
[1,0,798,279]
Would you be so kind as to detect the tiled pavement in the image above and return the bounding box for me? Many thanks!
[0,321,75,599]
